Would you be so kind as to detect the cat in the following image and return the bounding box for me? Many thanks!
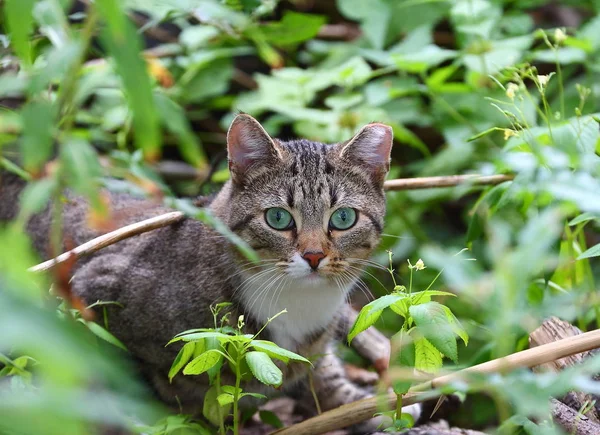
[0,114,420,431]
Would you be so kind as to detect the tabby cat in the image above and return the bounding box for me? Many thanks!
[0,114,420,431]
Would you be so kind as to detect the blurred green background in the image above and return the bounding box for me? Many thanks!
[1,0,600,433]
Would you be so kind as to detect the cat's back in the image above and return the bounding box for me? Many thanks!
[9,186,236,363]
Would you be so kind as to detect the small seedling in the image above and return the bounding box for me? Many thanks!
[168,303,311,435]
[349,251,469,430]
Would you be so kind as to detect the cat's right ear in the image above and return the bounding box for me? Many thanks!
[227,114,284,184]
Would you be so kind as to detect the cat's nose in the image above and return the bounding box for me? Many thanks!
[302,251,325,270]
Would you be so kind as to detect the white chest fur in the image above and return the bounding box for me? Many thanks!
[239,273,351,351]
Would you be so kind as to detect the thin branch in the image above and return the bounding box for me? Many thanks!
[28,212,185,273]
[317,23,361,41]
[28,174,513,272]
[150,162,514,190]
[275,327,600,435]
[383,174,514,190]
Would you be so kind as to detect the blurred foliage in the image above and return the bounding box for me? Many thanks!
[1,0,600,433]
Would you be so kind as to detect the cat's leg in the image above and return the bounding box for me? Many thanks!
[337,304,391,374]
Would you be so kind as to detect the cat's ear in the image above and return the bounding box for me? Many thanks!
[339,123,393,180]
[227,114,284,183]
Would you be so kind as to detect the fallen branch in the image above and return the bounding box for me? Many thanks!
[29,174,512,272]
[275,327,600,435]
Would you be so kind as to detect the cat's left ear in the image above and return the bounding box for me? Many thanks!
[227,114,285,184]
[339,123,393,181]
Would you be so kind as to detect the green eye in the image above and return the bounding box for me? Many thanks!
[265,208,294,230]
[329,208,357,230]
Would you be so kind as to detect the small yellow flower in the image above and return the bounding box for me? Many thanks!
[537,74,551,87]
[506,82,519,100]
[504,129,518,140]
[414,259,426,271]
[554,28,566,44]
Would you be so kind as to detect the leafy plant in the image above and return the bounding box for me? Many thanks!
[349,252,469,430]
[167,303,311,435]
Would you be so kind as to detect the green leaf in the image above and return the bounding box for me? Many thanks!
[29,41,83,94]
[183,349,222,375]
[203,385,230,427]
[409,302,458,362]
[532,47,586,64]
[348,294,404,343]
[249,340,311,365]
[578,243,600,260]
[17,178,57,221]
[245,351,283,387]
[337,0,390,49]
[168,342,196,381]
[60,137,103,207]
[216,393,234,406]
[259,12,325,46]
[393,45,457,73]
[5,0,36,66]
[242,392,267,401]
[410,290,456,303]
[84,321,127,351]
[179,58,233,103]
[393,380,412,395]
[390,298,409,318]
[179,25,220,51]
[168,331,232,345]
[95,0,161,161]
[20,100,56,173]
[440,305,469,346]
[259,410,284,429]
[569,212,600,226]
[413,338,443,373]
[205,337,225,384]
[426,65,459,90]
[154,92,207,168]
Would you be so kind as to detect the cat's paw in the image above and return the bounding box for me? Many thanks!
[344,363,380,386]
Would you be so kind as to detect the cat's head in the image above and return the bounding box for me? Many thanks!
[222,114,392,287]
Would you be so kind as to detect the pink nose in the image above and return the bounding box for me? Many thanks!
[302,252,325,270]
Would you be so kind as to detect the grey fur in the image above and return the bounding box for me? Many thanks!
[0,115,414,425]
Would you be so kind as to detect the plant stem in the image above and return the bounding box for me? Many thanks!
[554,50,565,118]
[308,370,322,415]
[540,91,555,143]
[395,393,403,420]
[215,370,226,435]
[233,348,242,435]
